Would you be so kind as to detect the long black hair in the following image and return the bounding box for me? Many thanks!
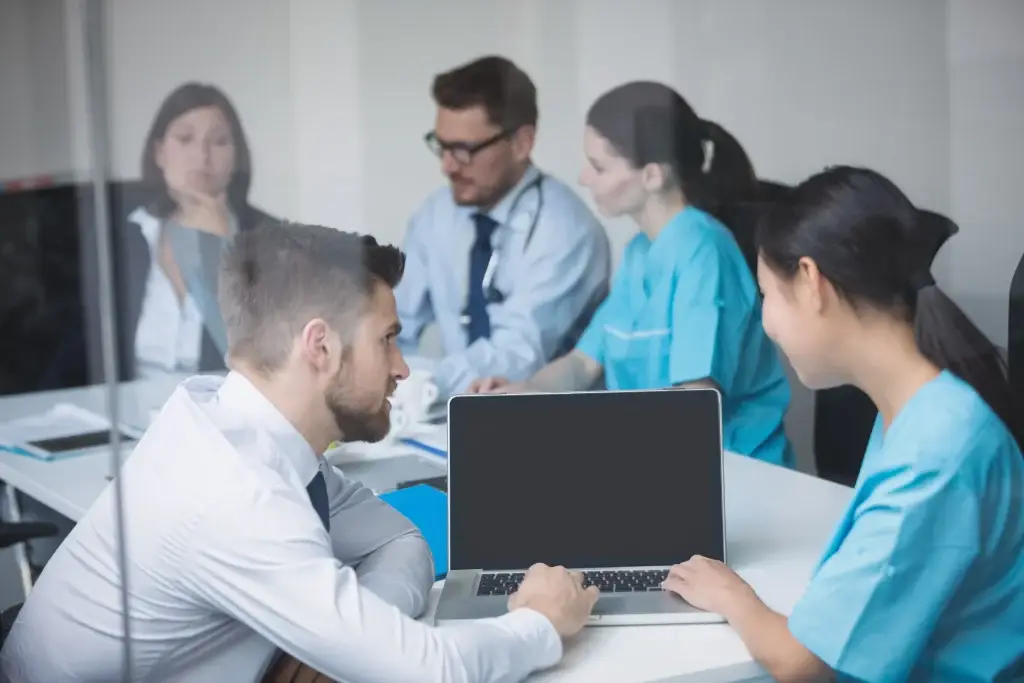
[140,82,253,220]
[758,165,1020,446]
[585,81,759,218]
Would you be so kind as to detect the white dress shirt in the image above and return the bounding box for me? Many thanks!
[395,165,611,396]
[130,207,204,378]
[0,372,562,683]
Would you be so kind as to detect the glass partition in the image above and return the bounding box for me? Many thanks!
[1,0,1021,678]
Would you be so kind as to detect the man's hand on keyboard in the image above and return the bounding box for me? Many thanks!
[507,563,600,637]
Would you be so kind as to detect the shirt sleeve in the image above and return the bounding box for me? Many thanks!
[183,486,563,683]
[787,460,981,683]
[323,466,433,617]
[435,202,610,395]
[667,242,741,389]
[394,209,435,353]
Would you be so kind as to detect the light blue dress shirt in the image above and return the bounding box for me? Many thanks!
[788,371,1024,682]
[395,165,611,396]
[575,206,793,466]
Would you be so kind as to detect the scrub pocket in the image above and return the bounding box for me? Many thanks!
[602,327,670,390]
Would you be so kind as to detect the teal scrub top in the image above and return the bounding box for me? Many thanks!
[575,207,793,467]
[788,371,1024,682]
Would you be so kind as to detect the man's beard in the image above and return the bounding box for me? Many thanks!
[452,166,520,209]
[325,376,392,444]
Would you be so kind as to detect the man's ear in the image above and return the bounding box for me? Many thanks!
[511,125,536,163]
[299,318,334,373]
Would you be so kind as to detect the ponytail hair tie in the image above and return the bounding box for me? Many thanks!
[700,138,715,174]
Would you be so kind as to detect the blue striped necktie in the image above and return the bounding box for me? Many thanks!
[467,213,498,343]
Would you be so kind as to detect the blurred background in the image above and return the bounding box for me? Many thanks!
[1,0,1022,617]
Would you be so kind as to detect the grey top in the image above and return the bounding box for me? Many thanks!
[163,215,238,360]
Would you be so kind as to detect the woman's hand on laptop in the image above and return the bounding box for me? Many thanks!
[465,376,523,394]
[662,555,758,620]
[507,563,600,637]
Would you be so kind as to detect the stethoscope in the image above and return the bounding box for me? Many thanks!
[459,173,545,326]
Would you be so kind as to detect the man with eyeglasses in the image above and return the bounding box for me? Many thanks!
[396,55,611,397]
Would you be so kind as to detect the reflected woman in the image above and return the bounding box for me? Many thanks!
[117,82,276,379]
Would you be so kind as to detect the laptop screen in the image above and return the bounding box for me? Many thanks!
[446,389,725,571]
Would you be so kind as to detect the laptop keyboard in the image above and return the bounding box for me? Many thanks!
[476,569,669,596]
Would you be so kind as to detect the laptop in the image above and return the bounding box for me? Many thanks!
[434,388,726,626]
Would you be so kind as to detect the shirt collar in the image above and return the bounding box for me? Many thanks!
[215,371,321,486]
[472,163,541,230]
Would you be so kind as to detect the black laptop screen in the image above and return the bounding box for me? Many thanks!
[446,389,725,571]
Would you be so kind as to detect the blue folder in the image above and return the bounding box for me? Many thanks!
[380,484,448,579]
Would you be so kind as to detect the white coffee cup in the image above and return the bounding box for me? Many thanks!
[384,404,410,443]
[392,369,439,424]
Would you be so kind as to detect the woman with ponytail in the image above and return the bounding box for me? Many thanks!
[470,81,794,468]
[663,166,1024,682]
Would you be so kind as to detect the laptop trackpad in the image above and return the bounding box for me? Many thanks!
[593,590,696,615]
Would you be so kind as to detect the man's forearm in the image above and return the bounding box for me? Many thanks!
[524,352,599,393]
[355,533,434,618]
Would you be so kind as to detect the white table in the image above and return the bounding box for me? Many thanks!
[0,375,186,522]
[0,380,853,682]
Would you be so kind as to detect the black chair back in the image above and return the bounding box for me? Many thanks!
[714,179,792,278]
[0,602,22,648]
[1009,249,1024,423]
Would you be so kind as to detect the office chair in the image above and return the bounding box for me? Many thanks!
[813,209,960,485]
[714,179,793,278]
[0,520,59,647]
[1008,247,1024,418]
[716,202,760,276]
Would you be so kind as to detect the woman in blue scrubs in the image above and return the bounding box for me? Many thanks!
[469,82,794,467]
[664,166,1024,683]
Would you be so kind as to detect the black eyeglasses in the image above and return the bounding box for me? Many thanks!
[424,129,512,165]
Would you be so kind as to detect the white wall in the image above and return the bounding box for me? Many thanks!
[2,0,1022,471]
[0,0,72,182]
[946,0,1024,346]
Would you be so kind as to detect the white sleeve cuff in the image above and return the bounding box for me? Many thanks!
[497,607,563,670]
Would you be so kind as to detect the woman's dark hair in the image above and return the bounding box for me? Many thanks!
[585,81,759,216]
[758,165,1020,447]
[140,82,252,219]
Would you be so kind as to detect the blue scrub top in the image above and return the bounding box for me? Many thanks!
[789,371,1024,682]
[575,206,793,467]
